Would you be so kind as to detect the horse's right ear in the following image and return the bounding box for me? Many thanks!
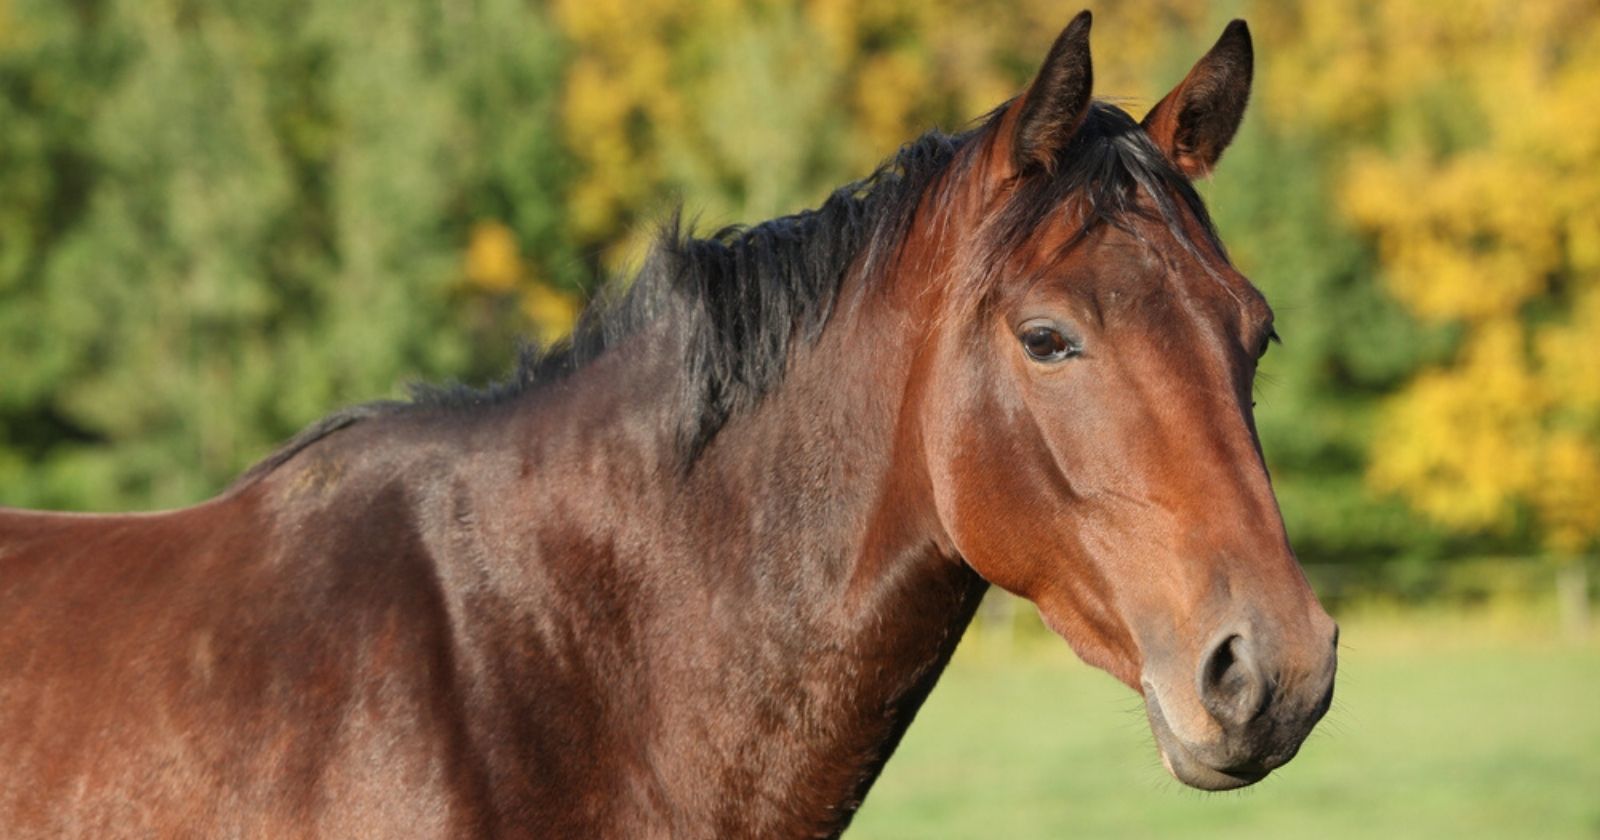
[1010,11,1095,175]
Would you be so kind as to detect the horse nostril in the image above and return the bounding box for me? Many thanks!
[1197,633,1267,729]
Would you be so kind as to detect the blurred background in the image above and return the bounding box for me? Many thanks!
[1,0,1595,835]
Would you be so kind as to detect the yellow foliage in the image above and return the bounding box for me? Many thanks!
[1342,152,1559,322]
[1368,320,1544,532]
[1534,433,1600,554]
[520,282,583,347]
[464,220,579,343]
[853,49,927,157]
[465,221,522,293]
[1285,0,1600,552]
[551,0,1221,267]
[1537,288,1600,416]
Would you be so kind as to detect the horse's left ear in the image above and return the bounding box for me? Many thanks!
[1141,20,1253,179]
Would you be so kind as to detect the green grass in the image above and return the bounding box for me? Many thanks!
[849,610,1600,839]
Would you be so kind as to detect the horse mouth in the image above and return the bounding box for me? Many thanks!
[1143,691,1272,792]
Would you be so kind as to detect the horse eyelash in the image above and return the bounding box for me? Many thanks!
[1253,372,1280,404]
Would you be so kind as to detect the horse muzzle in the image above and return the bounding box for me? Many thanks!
[1140,624,1338,791]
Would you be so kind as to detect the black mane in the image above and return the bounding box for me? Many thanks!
[412,119,974,458]
[241,100,1219,484]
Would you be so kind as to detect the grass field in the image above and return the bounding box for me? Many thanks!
[849,607,1600,839]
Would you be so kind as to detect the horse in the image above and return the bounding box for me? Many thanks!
[0,12,1337,838]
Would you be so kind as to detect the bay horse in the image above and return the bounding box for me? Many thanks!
[0,13,1337,838]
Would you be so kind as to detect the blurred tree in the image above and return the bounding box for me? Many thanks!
[1259,0,1600,558]
[545,0,1463,572]
[550,0,1217,269]
[1202,120,1457,569]
[4,0,1591,588]
[0,0,578,510]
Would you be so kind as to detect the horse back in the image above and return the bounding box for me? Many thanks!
[0,480,491,837]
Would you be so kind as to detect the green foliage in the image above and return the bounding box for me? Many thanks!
[1255,1,1600,557]
[1201,119,1458,565]
[1,0,1592,576]
[0,0,575,510]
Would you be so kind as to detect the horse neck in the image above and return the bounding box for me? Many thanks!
[684,277,984,629]
[480,268,987,833]
[663,288,988,829]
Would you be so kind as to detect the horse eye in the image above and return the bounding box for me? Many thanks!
[1020,325,1077,363]
[1256,327,1280,360]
